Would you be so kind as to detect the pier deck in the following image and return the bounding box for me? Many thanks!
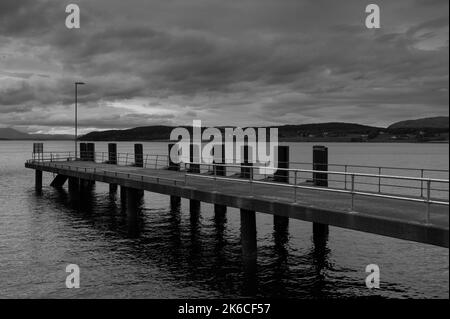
[25,159,449,248]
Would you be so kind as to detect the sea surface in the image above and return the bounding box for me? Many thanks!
[0,140,448,298]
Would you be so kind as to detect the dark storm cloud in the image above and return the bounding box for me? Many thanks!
[0,0,448,132]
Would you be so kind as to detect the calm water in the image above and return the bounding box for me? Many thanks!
[0,141,448,298]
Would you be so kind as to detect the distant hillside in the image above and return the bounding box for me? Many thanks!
[80,122,382,141]
[388,117,449,130]
[0,128,72,140]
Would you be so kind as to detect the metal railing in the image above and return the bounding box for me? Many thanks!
[28,151,449,224]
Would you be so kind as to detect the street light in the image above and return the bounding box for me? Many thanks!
[74,81,85,159]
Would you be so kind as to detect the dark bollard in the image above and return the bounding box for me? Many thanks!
[189,144,200,173]
[313,145,329,238]
[274,146,290,228]
[274,146,289,182]
[240,145,253,178]
[134,144,143,167]
[108,143,117,164]
[168,144,180,171]
[313,145,328,187]
[79,143,87,161]
[87,143,95,162]
[213,144,226,176]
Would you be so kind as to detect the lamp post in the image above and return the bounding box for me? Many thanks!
[74,82,85,159]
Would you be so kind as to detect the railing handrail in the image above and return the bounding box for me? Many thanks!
[28,152,450,184]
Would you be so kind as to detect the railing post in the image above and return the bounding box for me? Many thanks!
[294,170,298,202]
[344,165,348,190]
[155,155,159,169]
[351,174,355,211]
[421,169,424,198]
[184,163,188,185]
[426,179,431,224]
[378,167,382,193]
[144,154,148,168]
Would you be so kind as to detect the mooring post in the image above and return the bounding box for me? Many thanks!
[189,143,200,173]
[212,144,227,216]
[168,143,180,171]
[134,144,143,167]
[108,143,117,164]
[35,170,43,192]
[240,209,257,259]
[240,145,253,178]
[274,146,290,230]
[87,143,95,162]
[313,145,329,237]
[79,143,87,161]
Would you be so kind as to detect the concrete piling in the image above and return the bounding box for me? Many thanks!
[35,170,42,192]
[240,209,257,259]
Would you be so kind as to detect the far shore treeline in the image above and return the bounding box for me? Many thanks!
[0,116,448,143]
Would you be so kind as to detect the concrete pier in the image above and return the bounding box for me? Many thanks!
[170,195,181,207]
[240,209,257,258]
[25,150,450,248]
[214,204,227,216]
[109,183,118,194]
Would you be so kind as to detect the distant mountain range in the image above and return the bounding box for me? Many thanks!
[0,116,448,142]
[0,128,73,140]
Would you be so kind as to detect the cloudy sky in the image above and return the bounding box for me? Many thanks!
[0,0,448,134]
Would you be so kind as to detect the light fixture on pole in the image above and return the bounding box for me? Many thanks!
[74,82,85,159]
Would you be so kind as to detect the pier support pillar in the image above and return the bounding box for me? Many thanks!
[190,199,201,212]
[120,186,127,207]
[125,187,143,219]
[214,204,227,216]
[109,183,118,194]
[35,170,42,192]
[189,144,200,173]
[50,174,68,188]
[313,222,329,248]
[170,196,181,207]
[240,209,257,259]
[68,177,79,194]
[240,145,253,178]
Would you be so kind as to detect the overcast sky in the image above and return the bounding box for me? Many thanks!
[0,0,448,134]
